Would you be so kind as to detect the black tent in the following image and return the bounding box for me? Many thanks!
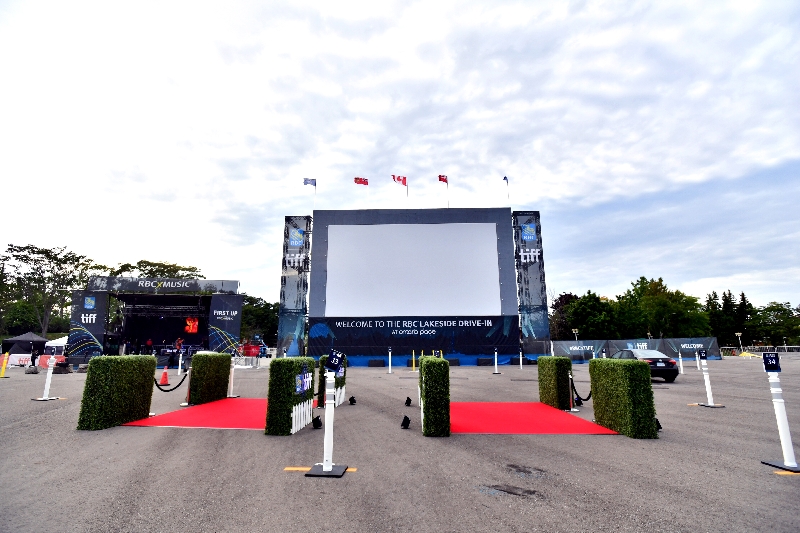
[2,332,48,354]
[8,343,28,355]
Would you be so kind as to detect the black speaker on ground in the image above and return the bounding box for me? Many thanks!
[312,416,322,429]
[445,358,460,366]
[477,358,494,366]
[405,397,412,406]
[368,359,385,367]
[510,357,529,366]
[349,396,356,405]
[401,415,410,429]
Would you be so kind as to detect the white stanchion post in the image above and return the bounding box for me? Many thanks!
[568,372,579,412]
[696,350,701,370]
[388,347,393,374]
[760,353,799,471]
[519,348,523,370]
[701,358,714,405]
[678,353,684,374]
[322,370,335,472]
[767,372,798,468]
[177,352,183,376]
[228,358,239,398]
[493,347,501,375]
[33,356,59,401]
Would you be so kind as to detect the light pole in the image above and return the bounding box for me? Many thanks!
[572,329,579,342]
[735,332,743,354]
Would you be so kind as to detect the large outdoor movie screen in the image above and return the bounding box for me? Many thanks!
[307,208,520,357]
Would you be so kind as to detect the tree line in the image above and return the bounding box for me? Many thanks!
[0,244,279,344]
[549,276,800,346]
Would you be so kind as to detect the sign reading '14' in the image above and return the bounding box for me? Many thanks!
[762,352,781,373]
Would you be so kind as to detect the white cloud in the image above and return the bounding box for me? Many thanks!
[0,0,798,305]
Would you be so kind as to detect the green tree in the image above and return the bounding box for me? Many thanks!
[5,299,40,335]
[0,254,14,334]
[109,260,204,279]
[614,277,709,339]
[6,244,107,336]
[704,291,722,339]
[549,292,578,340]
[565,291,618,340]
[240,295,279,344]
[747,302,799,346]
[734,292,755,345]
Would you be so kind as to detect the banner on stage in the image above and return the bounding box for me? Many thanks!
[512,211,550,356]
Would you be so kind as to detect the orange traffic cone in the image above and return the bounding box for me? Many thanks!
[159,366,170,386]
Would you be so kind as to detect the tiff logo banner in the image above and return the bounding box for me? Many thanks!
[81,314,97,324]
[519,248,540,263]
[284,253,305,268]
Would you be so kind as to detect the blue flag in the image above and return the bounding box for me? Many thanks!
[304,178,316,186]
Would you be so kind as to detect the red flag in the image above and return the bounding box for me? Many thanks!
[354,177,368,185]
[438,175,448,184]
[392,175,407,186]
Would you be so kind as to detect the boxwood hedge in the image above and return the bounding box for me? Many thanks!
[188,352,231,405]
[589,358,658,439]
[77,355,156,430]
[316,354,347,408]
[419,356,450,437]
[537,356,572,410]
[265,357,316,435]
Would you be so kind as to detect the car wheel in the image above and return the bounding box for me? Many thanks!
[664,376,676,383]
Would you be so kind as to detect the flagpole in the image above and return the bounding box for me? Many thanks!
[447,180,449,208]
[313,184,316,212]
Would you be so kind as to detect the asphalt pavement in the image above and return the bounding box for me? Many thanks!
[1,356,799,532]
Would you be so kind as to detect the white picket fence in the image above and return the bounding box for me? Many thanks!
[290,399,314,434]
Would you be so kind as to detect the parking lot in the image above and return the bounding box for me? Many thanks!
[1,356,799,532]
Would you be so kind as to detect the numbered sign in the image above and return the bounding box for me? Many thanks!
[698,349,707,360]
[762,352,781,373]
[325,350,343,373]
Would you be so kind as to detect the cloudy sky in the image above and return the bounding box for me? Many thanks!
[1,1,798,308]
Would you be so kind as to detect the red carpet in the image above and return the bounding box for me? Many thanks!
[450,402,617,434]
[125,398,268,430]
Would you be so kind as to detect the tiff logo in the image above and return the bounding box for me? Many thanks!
[81,314,97,324]
[519,248,541,263]
[284,253,305,268]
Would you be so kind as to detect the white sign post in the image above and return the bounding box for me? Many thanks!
[32,356,61,401]
[307,351,348,477]
[493,347,501,375]
[690,350,723,408]
[760,353,800,472]
[227,358,239,398]
[388,347,393,374]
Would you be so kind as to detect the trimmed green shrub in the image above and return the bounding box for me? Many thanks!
[316,354,347,408]
[589,359,658,439]
[189,352,231,405]
[419,356,450,437]
[265,357,316,435]
[537,356,572,410]
[77,355,156,430]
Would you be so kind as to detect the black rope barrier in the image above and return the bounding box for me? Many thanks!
[572,380,591,402]
[154,372,188,392]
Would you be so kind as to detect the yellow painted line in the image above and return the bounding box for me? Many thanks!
[774,471,800,476]
[283,466,358,472]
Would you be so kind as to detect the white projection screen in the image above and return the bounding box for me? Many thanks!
[324,223,501,317]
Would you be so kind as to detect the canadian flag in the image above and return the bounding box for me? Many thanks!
[392,175,407,186]
[438,175,448,184]
[354,177,368,185]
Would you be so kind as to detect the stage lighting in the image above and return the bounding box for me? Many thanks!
[405,397,411,407]
[349,396,356,405]
[401,415,410,429]
[312,415,322,429]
